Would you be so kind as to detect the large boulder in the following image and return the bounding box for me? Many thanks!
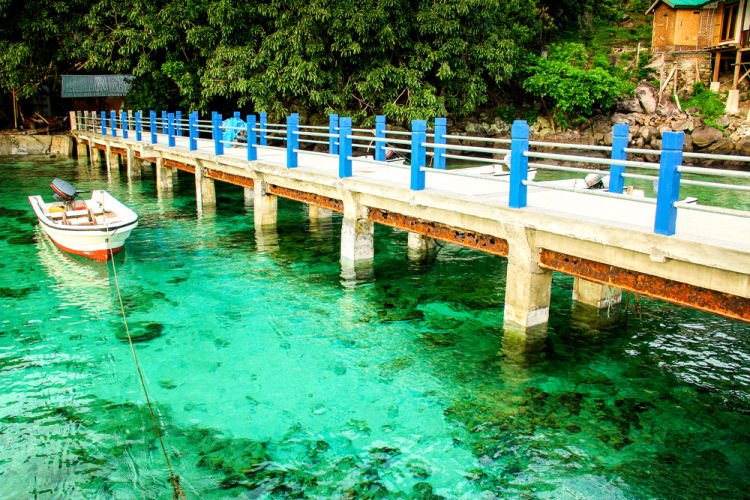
[615,98,643,114]
[691,126,723,148]
[635,83,658,114]
[737,137,750,156]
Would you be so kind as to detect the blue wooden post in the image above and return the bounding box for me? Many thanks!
[167,113,175,147]
[286,113,299,168]
[329,114,339,154]
[433,117,447,170]
[135,111,142,141]
[175,110,182,137]
[189,112,198,151]
[100,111,107,135]
[110,110,117,137]
[161,111,168,134]
[338,117,352,178]
[410,120,427,191]
[233,111,240,120]
[609,123,629,194]
[213,112,224,156]
[120,111,128,139]
[149,110,157,144]
[374,115,386,161]
[259,112,267,146]
[654,131,684,236]
[509,120,530,208]
[247,114,257,161]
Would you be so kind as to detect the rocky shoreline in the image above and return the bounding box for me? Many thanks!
[460,82,750,164]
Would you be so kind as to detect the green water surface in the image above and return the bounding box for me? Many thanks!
[1,155,749,498]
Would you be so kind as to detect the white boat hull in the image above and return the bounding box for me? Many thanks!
[29,190,138,261]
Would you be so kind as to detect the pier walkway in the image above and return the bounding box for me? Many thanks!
[70,111,750,329]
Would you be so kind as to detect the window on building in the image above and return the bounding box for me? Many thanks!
[720,3,738,41]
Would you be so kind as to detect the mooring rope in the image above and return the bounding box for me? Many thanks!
[104,220,185,499]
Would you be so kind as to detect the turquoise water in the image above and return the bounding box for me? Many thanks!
[1,155,749,498]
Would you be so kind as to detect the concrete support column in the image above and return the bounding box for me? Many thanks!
[155,158,173,193]
[341,195,374,266]
[126,148,142,180]
[407,232,437,261]
[105,146,119,172]
[503,227,553,329]
[195,162,216,210]
[244,187,254,205]
[90,144,101,165]
[308,204,332,220]
[253,178,278,227]
[573,278,622,309]
[76,139,89,159]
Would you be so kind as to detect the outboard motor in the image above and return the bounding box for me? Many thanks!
[51,178,78,202]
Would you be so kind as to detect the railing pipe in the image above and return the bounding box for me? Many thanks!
[339,117,353,178]
[654,131,684,236]
[433,117,447,169]
[609,123,629,193]
[149,110,157,144]
[509,120,530,208]
[247,115,257,161]
[410,120,427,190]
[167,113,175,147]
[259,112,267,146]
[286,113,299,168]
[375,115,386,161]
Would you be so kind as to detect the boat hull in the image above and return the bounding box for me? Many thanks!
[38,222,135,261]
[29,190,138,262]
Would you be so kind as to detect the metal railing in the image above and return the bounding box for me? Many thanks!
[73,110,750,237]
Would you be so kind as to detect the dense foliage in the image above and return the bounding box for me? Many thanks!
[0,0,647,127]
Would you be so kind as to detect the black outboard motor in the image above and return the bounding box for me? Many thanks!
[50,178,78,202]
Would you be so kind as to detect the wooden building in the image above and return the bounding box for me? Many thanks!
[648,0,749,113]
[61,75,132,111]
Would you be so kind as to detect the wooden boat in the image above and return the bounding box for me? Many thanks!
[28,178,138,261]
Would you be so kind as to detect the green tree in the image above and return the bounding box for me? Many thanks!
[523,42,633,127]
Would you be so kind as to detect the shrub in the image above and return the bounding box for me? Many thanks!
[685,83,725,128]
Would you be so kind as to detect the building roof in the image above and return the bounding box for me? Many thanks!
[647,0,715,14]
[61,75,132,98]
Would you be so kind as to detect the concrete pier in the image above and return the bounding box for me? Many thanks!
[253,179,277,227]
[156,158,174,193]
[195,162,216,209]
[573,278,622,309]
[407,232,437,261]
[341,195,374,266]
[70,128,750,330]
[503,228,553,328]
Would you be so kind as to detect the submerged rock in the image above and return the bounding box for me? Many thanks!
[115,322,164,343]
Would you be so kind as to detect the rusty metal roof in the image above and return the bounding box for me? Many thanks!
[61,75,132,98]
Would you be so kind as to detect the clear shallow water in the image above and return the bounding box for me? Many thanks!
[1,155,749,499]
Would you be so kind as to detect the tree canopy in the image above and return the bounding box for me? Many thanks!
[0,0,644,127]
